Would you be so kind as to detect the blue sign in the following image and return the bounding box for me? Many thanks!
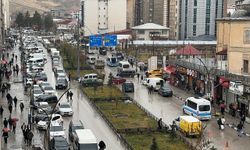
[104,34,117,46]
[89,35,103,47]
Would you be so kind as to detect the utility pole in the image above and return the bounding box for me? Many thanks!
[77,14,80,78]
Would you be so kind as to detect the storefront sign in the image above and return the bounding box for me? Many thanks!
[229,81,244,95]
[244,86,250,94]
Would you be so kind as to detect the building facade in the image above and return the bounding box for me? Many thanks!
[81,0,127,36]
[179,0,226,40]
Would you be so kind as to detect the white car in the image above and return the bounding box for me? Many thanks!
[37,102,50,114]
[58,103,73,116]
[49,122,66,140]
[37,114,63,130]
[33,88,44,100]
[43,86,57,96]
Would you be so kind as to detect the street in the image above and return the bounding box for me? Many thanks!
[1,40,126,150]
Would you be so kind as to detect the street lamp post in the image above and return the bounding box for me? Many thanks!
[77,15,80,79]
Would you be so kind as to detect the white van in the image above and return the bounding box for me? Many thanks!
[183,97,211,120]
[78,73,98,83]
[87,55,96,64]
[87,47,98,54]
[73,129,98,150]
[118,61,132,72]
[142,78,164,91]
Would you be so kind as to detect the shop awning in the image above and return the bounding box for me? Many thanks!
[219,76,229,88]
[164,66,176,74]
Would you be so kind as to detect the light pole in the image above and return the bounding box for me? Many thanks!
[77,14,80,79]
[197,57,211,98]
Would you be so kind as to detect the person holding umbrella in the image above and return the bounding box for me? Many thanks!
[12,117,19,134]
[2,127,10,144]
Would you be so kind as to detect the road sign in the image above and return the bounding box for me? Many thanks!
[104,34,117,46]
[89,35,103,47]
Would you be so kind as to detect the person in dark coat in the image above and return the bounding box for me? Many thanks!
[8,116,12,130]
[20,102,24,112]
[3,118,8,128]
[241,114,246,125]
[13,96,17,108]
[99,140,106,150]
[2,128,9,144]
[69,91,73,100]
[27,130,34,146]
[158,118,163,130]
[0,106,4,115]
[237,121,244,137]
[8,104,13,114]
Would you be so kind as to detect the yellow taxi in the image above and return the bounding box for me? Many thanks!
[147,69,163,75]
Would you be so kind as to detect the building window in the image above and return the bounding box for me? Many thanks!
[193,25,196,36]
[244,30,250,43]
[243,60,249,73]
[138,30,145,34]
[194,0,197,6]
[193,8,197,23]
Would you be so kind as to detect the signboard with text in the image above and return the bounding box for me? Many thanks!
[89,35,103,47]
[104,34,117,46]
[229,81,244,95]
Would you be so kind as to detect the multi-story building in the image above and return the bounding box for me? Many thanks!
[2,0,9,30]
[0,0,10,47]
[81,0,127,36]
[179,0,226,40]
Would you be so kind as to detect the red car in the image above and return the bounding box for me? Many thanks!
[112,77,126,84]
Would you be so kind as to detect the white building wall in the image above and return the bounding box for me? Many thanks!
[179,0,224,40]
[82,0,126,36]
[3,0,10,29]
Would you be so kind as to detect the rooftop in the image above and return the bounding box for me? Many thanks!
[132,23,169,30]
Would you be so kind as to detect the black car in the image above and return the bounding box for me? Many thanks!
[68,120,84,141]
[116,52,124,61]
[158,86,173,97]
[50,136,70,150]
[55,78,68,90]
[36,94,58,103]
[99,47,107,55]
[122,82,134,93]
[35,72,47,81]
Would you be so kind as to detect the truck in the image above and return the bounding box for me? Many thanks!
[95,59,105,69]
[175,115,202,137]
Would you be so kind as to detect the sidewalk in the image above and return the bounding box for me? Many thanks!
[0,43,43,150]
[168,83,250,135]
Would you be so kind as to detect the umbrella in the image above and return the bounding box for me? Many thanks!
[2,128,10,132]
[12,118,19,122]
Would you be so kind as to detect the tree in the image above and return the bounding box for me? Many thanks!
[44,13,54,31]
[32,11,42,30]
[150,138,159,150]
[24,11,31,27]
[15,12,24,27]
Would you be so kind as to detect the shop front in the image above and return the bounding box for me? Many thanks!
[228,81,244,111]
[214,76,230,104]
[241,86,250,117]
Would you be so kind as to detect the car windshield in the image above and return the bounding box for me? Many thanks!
[34,89,43,94]
[60,104,70,108]
[162,87,171,91]
[199,105,210,111]
[54,139,69,148]
[123,64,129,68]
[44,86,53,90]
[57,79,65,83]
[73,125,84,131]
[50,126,63,131]
[57,70,64,73]
[79,144,98,150]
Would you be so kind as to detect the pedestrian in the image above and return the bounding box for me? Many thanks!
[15,55,17,62]
[220,102,226,115]
[68,72,71,82]
[140,75,143,81]
[241,114,246,125]
[66,91,70,101]
[99,140,106,150]
[1,86,5,97]
[2,128,9,144]
[13,96,17,108]
[12,119,17,134]
[24,128,29,144]
[16,64,19,76]
[21,123,26,135]
[237,121,244,137]
[3,118,8,128]
[0,106,4,115]
[158,118,163,130]
[8,104,13,114]
[20,102,24,112]
[69,91,73,100]
[8,116,12,130]
[13,66,16,75]
[150,85,154,94]
[137,73,140,81]
[27,130,34,146]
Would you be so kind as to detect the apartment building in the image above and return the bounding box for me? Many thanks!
[80,0,127,36]
[179,0,226,40]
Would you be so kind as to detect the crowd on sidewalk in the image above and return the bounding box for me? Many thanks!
[0,38,33,146]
